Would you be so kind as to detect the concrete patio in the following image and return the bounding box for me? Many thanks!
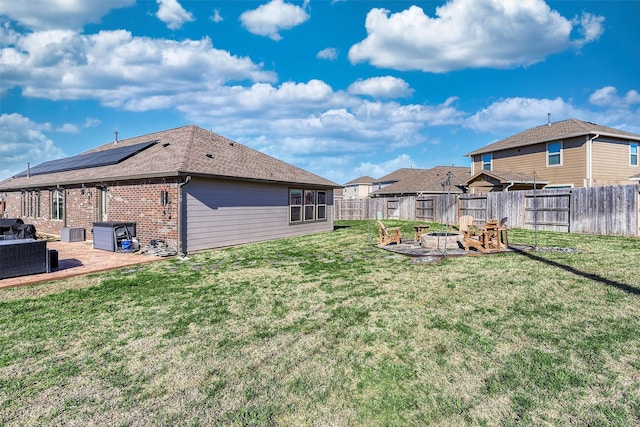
[0,240,170,290]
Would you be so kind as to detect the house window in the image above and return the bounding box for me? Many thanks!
[547,141,562,166]
[631,142,638,166]
[21,191,41,218]
[316,191,327,220]
[482,153,492,171]
[289,189,302,223]
[304,190,315,221]
[51,189,64,221]
[290,188,328,223]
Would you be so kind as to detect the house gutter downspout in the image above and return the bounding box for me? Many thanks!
[504,182,515,192]
[586,133,599,187]
[177,175,191,257]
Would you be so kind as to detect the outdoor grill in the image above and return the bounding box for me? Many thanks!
[0,218,37,240]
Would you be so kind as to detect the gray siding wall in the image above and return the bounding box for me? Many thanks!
[183,178,333,253]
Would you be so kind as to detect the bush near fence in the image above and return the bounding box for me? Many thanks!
[335,184,640,237]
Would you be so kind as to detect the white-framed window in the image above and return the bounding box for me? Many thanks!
[21,191,41,218]
[631,142,639,166]
[316,191,327,220]
[304,190,315,221]
[547,141,562,166]
[289,189,302,223]
[482,153,492,171]
[51,189,64,221]
[290,188,328,223]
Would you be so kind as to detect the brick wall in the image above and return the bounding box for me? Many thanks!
[2,178,179,249]
[100,179,179,248]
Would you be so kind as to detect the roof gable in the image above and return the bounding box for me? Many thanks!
[344,175,375,185]
[467,118,640,156]
[371,166,471,195]
[374,168,423,184]
[467,170,549,185]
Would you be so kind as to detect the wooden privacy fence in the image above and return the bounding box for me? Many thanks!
[334,195,458,224]
[334,184,640,237]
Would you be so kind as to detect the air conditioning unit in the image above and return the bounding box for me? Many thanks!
[61,227,85,242]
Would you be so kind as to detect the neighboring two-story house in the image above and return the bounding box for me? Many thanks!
[342,176,375,199]
[466,118,640,193]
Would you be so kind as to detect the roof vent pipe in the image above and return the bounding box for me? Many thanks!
[114,130,119,144]
[547,113,551,126]
[27,162,30,178]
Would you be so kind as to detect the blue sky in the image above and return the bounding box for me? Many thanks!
[1,0,639,184]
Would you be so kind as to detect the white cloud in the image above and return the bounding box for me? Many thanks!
[465,97,583,133]
[156,0,194,30]
[354,154,414,179]
[0,0,134,31]
[572,12,605,48]
[83,117,102,128]
[462,91,640,137]
[0,113,66,179]
[175,84,465,176]
[589,86,640,108]
[178,81,464,143]
[56,123,80,133]
[348,76,413,99]
[240,0,309,41]
[348,0,604,72]
[211,9,223,23]
[0,29,277,103]
[317,47,338,61]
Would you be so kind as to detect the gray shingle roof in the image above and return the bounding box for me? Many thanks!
[344,175,375,185]
[467,170,549,185]
[467,118,640,156]
[371,166,471,195]
[0,125,340,190]
[374,168,420,184]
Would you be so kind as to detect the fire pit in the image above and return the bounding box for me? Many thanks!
[420,232,462,251]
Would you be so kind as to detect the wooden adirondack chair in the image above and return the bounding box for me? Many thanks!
[450,215,474,233]
[378,221,402,246]
[463,218,502,254]
[498,217,509,247]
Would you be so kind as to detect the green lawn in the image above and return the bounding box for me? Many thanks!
[1,220,639,426]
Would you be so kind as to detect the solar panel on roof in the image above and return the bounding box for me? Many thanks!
[15,140,157,178]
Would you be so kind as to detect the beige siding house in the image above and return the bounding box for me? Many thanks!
[0,125,340,255]
[466,119,640,193]
[342,176,375,199]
